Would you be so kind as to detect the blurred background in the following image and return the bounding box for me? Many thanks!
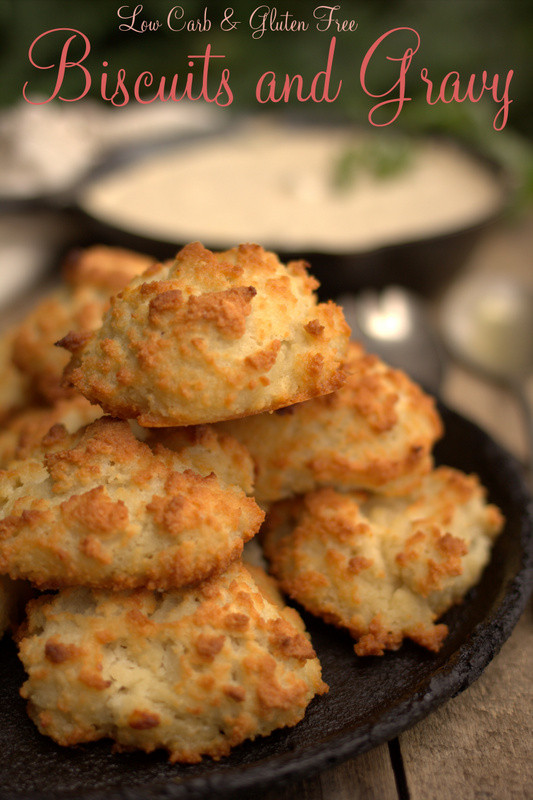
[2,0,532,132]
[1,0,531,271]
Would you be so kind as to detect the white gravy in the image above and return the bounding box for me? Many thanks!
[80,122,503,252]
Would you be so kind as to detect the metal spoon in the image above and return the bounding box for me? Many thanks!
[440,274,533,465]
[339,286,447,395]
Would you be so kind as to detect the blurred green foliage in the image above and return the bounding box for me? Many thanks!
[0,0,531,195]
[1,0,530,125]
[331,134,414,190]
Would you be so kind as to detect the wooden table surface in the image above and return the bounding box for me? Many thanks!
[0,212,531,800]
[249,215,533,800]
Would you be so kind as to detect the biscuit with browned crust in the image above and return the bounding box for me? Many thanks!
[11,246,153,403]
[61,242,350,426]
[146,425,255,495]
[244,563,310,638]
[0,395,102,469]
[263,467,503,656]
[61,245,155,292]
[0,417,263,590]
[17,562,327,762]
[217,342,443,503]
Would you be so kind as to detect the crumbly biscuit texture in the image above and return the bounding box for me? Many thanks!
[17,562,327,762]
[11,246,153,403]
[0,395,102,469]
[146,425,255,495]
[0,417,263,590]
[244,563,309,638]
[218,342,443,503]
[62,242,350,426]
[263,467,503,656]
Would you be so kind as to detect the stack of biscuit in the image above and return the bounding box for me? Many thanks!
[0,241,349,761]
[215,341,504,656]
[0,240,503,762]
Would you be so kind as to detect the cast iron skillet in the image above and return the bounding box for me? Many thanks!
[0,404,531,800]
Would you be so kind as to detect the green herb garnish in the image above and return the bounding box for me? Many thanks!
[332,136,413,191]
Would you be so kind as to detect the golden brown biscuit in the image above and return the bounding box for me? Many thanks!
[146,425,255,495]
[0,395,102,468]
[61,242,350,426]
[62,245,155,291]
[244,563,309,638]
[263,467,504,656]
[17,562,327,762]
[217,342,443,503]
[11,246,153,403]
[0,417,263,590]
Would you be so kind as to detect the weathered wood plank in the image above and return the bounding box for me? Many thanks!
[255,743,398,800]
[319,744,399,800]
[400,608,533,800]
[442,365,528,464]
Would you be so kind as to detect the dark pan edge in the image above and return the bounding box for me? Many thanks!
[1,405,532,800]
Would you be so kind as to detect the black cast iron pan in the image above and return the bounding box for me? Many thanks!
[0,403,531,800]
